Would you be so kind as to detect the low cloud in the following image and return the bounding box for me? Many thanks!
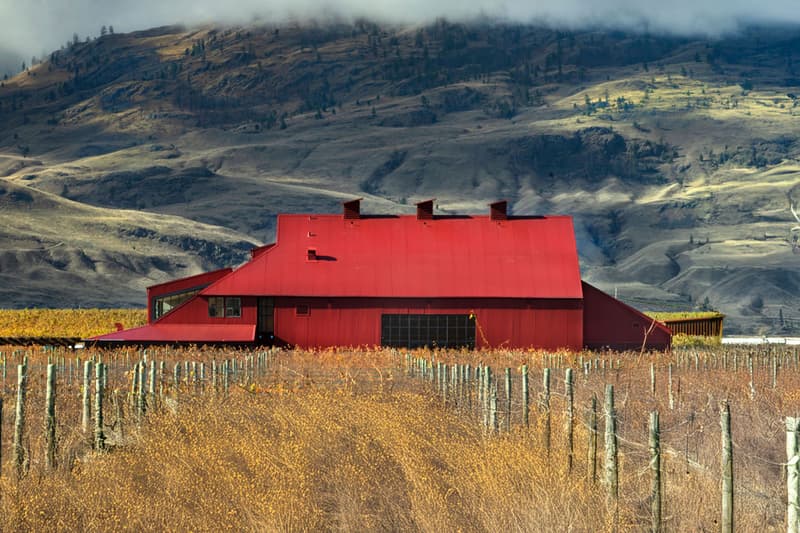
[2,0,800,74]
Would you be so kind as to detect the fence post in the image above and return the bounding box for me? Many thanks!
[588,394,597,483]
[720,400,733,533]
[483,367,493,430]
[521,365,529,427]
[565,368,574,473]
[787,417,800,533]
[149,360,156,409]
[137,361,146,421]
[505,368,511,432]
[489,385,498,434]
[95,363,106,451]
[543,368,551,453]
[12,364,27,479]
[668,364,674,410]
[45,363,57,470]
[82,360,92,434]
[650,362,656,395]
[650,410,661,533]
[604,384,619,512]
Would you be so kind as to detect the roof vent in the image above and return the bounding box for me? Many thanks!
[307,248,317,261]
[490,200,508,221]
[343,198,362,219]
[416,199,434,220]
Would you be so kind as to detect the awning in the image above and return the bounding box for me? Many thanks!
[90,324,255,343]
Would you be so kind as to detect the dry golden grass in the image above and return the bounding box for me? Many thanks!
[0,344,796,531]
[0,309,147,338]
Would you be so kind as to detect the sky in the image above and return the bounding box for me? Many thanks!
[2,0,800,75]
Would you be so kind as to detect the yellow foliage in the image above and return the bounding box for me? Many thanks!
[0,309,147,338]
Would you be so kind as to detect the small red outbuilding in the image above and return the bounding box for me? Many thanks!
[94,199,671,351]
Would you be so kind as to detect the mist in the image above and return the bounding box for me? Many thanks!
[2,0,800,75]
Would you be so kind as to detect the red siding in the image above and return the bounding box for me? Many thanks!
[582,282,671,351]
[272,297,583,350]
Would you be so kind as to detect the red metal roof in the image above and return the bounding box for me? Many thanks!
[91,324,255,343]
[203,214,582,299]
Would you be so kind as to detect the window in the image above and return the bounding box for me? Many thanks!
[208,297,224,318]
[296,304,310,316]
[381,314,476,349]
[153,289,200,320]
[209,296,242,318]
[225,297,241,318]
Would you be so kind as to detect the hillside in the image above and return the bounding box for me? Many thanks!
[1,21,799,333]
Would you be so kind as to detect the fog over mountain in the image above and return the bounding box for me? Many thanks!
[2,0,800,70]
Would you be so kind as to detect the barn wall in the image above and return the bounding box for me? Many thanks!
[582,282,671,351]
[273,297,583,350]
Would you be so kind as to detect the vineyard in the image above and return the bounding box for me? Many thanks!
[0,341,797,531]
[0,309,147,338]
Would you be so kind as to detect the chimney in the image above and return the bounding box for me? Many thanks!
[490,200,508,221]
[416,199,434,220]
[307,248,317,261]
[343,198,362,219]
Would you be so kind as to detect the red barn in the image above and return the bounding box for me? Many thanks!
[94,199,671,351]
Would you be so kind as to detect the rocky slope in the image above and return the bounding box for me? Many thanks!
[1,22,799,333]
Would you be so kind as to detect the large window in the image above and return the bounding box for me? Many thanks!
[153,289,200,320]
[381,314,476,349]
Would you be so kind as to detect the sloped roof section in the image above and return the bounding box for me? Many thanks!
[203,214,582,299]
[91,324,255,343]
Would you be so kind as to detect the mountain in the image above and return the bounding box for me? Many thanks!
[1,21,799,334]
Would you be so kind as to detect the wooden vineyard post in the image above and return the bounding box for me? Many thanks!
[130,361,139,411]
[212,360,218,393]
[521,365,529,427]
[223,360,230,396]
[588,394,597,483]
[82,360,92,434]
[543,368,551,453]
[483,366,492,430]
[95,363,106,451]
[159,360,165,402]
[505,367,511,432]
[604,384,619,514]
[668,364,674,410]
[720,400,733,533]
[12,364,27,479]
[114,390,124,442]
[137,361,146,421]
[773,356,778,389]
[650,362,656,396]
[649,410,662,533]
[565,368,574,473]
[45,363,57,470]
[173,363,180,397]
[787,417,800,533]
[148,360,156,410]
[489,385,498,434]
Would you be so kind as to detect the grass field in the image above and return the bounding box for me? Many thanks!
[0,340,796,531]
